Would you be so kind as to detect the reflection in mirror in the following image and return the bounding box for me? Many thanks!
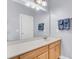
[7,0,49,42]
[34,12,50,39]
[7,0,36,41]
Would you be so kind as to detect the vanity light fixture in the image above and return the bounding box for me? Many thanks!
[25,2,40,11]
[13,0,47,11]
[35,0,42,4]
[34,0,47,6]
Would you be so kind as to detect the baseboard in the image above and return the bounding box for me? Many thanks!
[59,56,70,59]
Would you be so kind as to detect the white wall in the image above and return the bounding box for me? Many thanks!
[50,10,72,58]
[48,0,72,58]
[7,0,35,40]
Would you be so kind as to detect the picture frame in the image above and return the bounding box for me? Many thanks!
[38,23,44,31]
[58,18,72,30]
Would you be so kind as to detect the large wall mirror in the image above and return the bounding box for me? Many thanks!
[7,0,50,42]
[7,0,35,41]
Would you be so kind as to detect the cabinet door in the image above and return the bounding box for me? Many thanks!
[38,51,48,59]
[49,47,56,59]
[49,40,61,59]
[55,44,61,59]
[33,57,38,59]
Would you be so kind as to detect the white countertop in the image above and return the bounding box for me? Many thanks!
[7,37,61,58]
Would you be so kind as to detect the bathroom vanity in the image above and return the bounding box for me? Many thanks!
[8,38,61,59]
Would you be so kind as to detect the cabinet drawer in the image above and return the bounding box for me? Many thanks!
[20,46,48,59]
[49,40,61,49]
[38,51,48,59]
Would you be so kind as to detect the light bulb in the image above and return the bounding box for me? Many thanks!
[36,0,42,4]
[42,1,47,6]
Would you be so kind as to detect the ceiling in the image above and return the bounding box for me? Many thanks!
[12,0,72,13]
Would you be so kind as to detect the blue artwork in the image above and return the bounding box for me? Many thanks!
[64,18,71,30]
[38,23,44,31]
[58,18,72,30]
[58,20,64,30]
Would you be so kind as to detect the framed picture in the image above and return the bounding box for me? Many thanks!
[38,23,44,31]
[58,18,72,30]
[64,18,70,30]
[58,20,64,30]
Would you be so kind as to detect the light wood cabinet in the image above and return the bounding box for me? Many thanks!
[10,40,61,59]
[49,48,56,59]
[20,51,36,59]
[11,56,19,59]
[49,40,61,59]
[38,51,48,59]
[33,57,38,59]
[55,44,61,59]
[20,46,48,59]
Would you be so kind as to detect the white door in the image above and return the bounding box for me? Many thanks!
[20,14,33,40]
